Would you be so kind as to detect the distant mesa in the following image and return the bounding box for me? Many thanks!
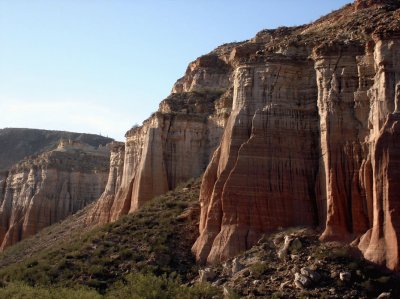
[0,128,113,249]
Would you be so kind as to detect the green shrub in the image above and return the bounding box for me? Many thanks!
[105,273,181,299]
[271,292,285,299]
[250,262,271,279]
[105,273,221,299]
[182,282,222,299]
[0,178,202,294]
[0,282,102,299]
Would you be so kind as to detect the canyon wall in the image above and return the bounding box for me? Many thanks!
[0,140,110,249]
[87,50,236,223]
[80,0,400,271]
[193,58,321,262]
[191,0,400,271]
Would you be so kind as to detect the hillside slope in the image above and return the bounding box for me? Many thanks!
[0,179,398,298]
[0,178,202,293]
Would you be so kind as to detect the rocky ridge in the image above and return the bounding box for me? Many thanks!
[7,0,396,276]
[0,128,113,171]
[0,139,111,249]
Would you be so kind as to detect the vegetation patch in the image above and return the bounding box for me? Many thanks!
[0,178,209,298]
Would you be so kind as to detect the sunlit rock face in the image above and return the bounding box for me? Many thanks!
[88,49,235,224]
[193,60,321,263]
[191,0,400,271]
[85,142,125,224]
[358,38,400,271]
[87,0,400,271]
[0,141,110,249]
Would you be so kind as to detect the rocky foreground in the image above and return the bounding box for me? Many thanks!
[196,228,400,298]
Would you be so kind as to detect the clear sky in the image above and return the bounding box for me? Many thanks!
[0,0,351,141]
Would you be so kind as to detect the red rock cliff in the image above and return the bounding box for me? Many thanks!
[87,48,236,223]
[83,0,400,271]
[191,0,400,271]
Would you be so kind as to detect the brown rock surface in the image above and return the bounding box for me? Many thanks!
[0,140,110,249]
[88,51,235,223]
[191,0,400,271]
[193,60,321,263]
[86,141,125,224]
[358,38,400,271]
[83,0,400,271]
[315,43,371,242]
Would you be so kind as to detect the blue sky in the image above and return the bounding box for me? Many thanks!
[0,0,351,141]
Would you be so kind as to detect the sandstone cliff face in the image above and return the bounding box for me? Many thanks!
[86,142,125,224]
[358,37,400,270]
[193,60,321,262]
[83,0,400,271]
[191,0,400,271]
[0,140,110,249]
[87,50,235,223]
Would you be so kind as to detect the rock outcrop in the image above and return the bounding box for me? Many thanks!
[193,58,320,263]
[78,0,400,272]
[190,0,400,271]
[0,140,110,249]
[87,48,236,223]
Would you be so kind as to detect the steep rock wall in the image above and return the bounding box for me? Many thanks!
[86,142,125,224]
[0,142,110,249]
[192,0,400,271]
[193,59,321,262]
[88,51,235,223]
[83,0,400,271]
[359,37,400,271]
[315,44,372,242]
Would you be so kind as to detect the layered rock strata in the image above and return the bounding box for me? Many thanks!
[87,50,235,223]
[193,59,320,263]
[82,0,400,271]
[0,140,110,249]
[190,0,400,271]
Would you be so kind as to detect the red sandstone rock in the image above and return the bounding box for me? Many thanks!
[193,61,321,263]
[87,56,234,224]
[192,0,400,271]
[359,114,400,270]
[84,0,400,272]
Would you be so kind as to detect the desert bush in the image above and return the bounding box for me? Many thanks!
[0,282,101,299]
[0,178,202,294]
[249,262,271,279]
[105,273,221,299]
[105,273,181,299]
